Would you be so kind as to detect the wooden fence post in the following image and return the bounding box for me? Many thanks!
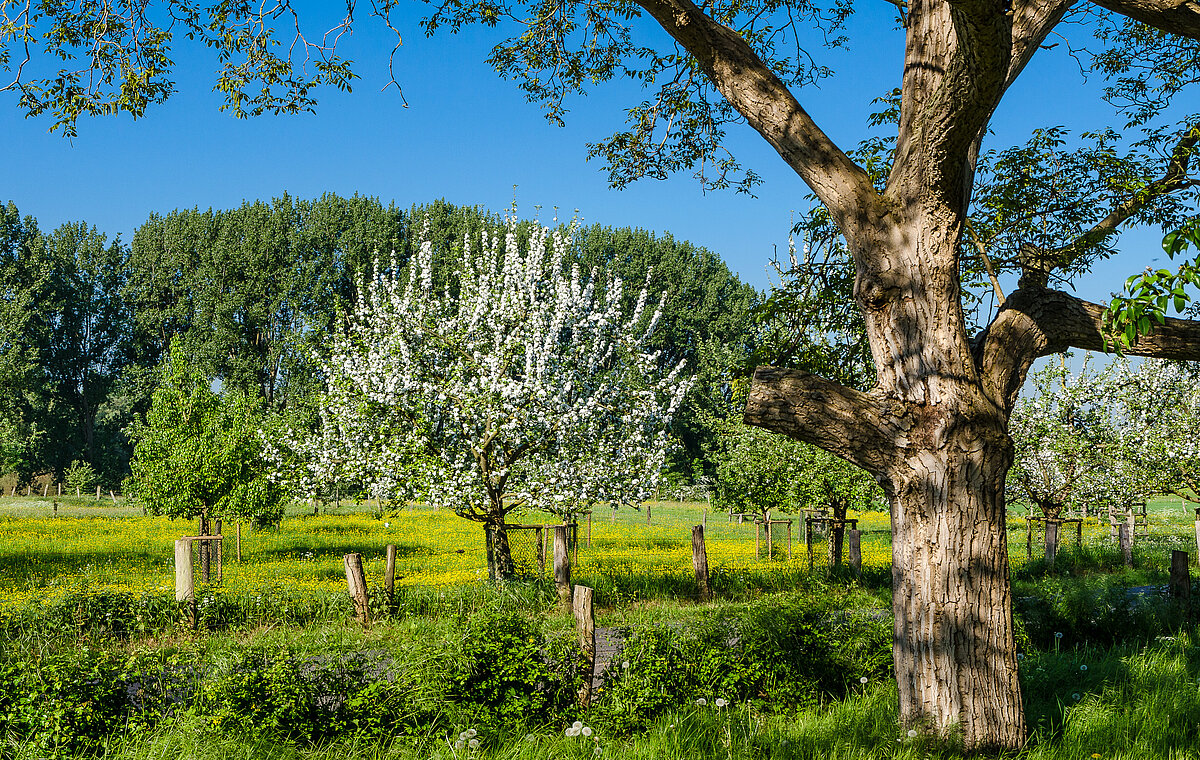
[692,525,710,602]
[1119,523,1133,568]
[766,510,773,560]
[573,585,596,705]
[213,519,223,583]
[787,521,793,561]
[344,553,370,626]
[646,502,652,525]
[386,544,397,601]
[57,482,61,497]
[755,521,761,560]
[42,483,47,497]
[554,525,571,609]
[1170,550,1190,605]
[96,484,101,500]
[805,517,814,572]
[1026,517,1033,559]
[1194,509,1200,567]
[848,529,862,578]
[536,526,546,574]
[1045,520,1059,571]
[175,539,194,601]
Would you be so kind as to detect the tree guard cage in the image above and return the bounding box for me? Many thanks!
[485,523,578,578]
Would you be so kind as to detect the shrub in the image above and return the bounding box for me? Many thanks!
[593,599,892,734]
[199,647,422,745]
[446,610,582,735]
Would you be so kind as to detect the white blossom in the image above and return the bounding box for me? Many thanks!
[270,211,691,568]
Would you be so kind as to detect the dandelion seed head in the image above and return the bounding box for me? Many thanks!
[907,729,918,738]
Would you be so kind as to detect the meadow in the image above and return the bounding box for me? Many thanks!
[2,497,1200,759]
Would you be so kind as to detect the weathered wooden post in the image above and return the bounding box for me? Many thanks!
[848,529,862,578]
[344,553,370,626]
[57,482,61,497]
[1194,508,1200,567]
[1169,550,1190,606]
[755,520,761,560]
[214,519,223,583]
[805,516,814,572]
[536,526,546,574]
[766,510,773,560]
[175,537,196,628]
[554,525,571,609]
[1119,523,1133,568]
[573,585,595,705]
[646,501,652,525]
[1045,519,1059,571]
[42,483,47,497]
[692,525,710,602]
[197,516,211,583]
[175,539,194,601]
[787,520,793,561]
[386,544,397,601]
[95,484,101,501]
[1026,516,1033,559]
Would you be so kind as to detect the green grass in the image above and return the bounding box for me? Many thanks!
[4,496,1200,759]
[15,636,1200,760]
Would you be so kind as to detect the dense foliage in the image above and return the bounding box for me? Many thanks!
[125,357,286,527]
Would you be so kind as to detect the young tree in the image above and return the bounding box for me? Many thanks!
[10,0,1200,747]
[714,419,881,562]
[276,215,690,580]
[126,358,287,540]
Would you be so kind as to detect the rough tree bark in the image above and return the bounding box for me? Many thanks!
[633,0,1200,746]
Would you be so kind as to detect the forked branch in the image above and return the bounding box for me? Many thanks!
[976,286,1200,412]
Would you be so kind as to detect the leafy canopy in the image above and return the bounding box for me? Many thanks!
[126,355,285,526]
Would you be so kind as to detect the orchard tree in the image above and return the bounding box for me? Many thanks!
[1120,358,1200,507]
[277,215,690,580]
[126,356,287,548]
[10,0,1200,748]
[1008,358,1152,535]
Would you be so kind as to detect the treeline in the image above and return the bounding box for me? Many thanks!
[0,195,759,491]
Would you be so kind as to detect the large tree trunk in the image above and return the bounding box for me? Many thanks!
[888,428,1022,747]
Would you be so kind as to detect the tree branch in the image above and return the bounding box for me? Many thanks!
[975,285,1200,411]
[744,365,897,476]
[632,0,884,232]
[1090,0,1200,40]
[1021,122,1200,284]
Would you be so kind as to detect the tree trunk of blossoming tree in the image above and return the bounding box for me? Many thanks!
[484,522,516,581]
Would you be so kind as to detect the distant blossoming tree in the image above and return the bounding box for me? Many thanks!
[1120,359,1200,508]
[273,215,690,579]
[1008,358,1152,535]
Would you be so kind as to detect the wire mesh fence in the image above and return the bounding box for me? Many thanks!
[485,523,578,579]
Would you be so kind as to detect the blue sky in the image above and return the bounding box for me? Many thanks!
[0,6,1174,302]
